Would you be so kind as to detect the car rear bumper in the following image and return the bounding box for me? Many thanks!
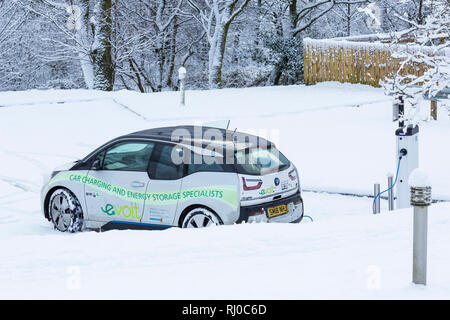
[236,191,304,224]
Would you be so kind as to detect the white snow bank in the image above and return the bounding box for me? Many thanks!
[1,202,450,299]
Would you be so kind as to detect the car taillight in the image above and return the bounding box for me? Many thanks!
[242,177,263,191]
[248,209,268,223]
[288,169,296,181]
[249,209,265,217]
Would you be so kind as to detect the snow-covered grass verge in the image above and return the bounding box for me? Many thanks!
[0,82,449,298]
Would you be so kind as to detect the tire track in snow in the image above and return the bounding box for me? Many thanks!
[0,92,391,124]
[113,98,393,124]
[0,97,111,108]
[0,150,45,200]
[110,98,148,121]
[0,149,50,173]
[0,176,37,193]
[0,96,149,122]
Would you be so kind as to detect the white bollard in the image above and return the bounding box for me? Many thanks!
[409,169,432,286]
[178,67,186,107]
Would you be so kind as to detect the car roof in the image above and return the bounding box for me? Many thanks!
[77,125,276,167]
[122,125,274,151]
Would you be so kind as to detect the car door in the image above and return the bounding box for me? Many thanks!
[140,143,185,227]
[84,140,155,223]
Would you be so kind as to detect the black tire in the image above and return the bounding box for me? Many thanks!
[181,207,223,229]
[48,188,83,232]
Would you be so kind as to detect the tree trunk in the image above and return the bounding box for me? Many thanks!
[208,22,230,89]
[268,55,287,85]
[267,0,296,86]
[347,4,351,36]
[417,0,424,25]
[166,16,178,90]
[92,0,114,91]
[77,0,94,89]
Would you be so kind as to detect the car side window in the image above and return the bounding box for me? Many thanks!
[149,144,184,180]
[94,151,105,169]
[102,141,154,172]
[188,154,226,175]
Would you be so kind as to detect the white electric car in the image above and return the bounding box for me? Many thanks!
[41,126,304,232]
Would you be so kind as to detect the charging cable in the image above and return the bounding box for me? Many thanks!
[372,156,403,214]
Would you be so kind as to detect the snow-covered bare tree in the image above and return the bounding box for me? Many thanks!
[377,0,431,32]
[263,0,370,85]
[0,0,439,92]
[113,0,185,92]
[20,0,114,91]
[382,0,449,124]
[332,1,369,36]
[0,1,31,89]
[187,0,251,88]
[17,0,95,89]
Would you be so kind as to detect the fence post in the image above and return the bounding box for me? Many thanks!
[430,100,437,120]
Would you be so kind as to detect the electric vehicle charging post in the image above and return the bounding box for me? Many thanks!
[371,124,418,214]
[396,125,419,209]
[178,67,187,107]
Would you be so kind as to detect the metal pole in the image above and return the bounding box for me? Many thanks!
[393,100,399,122]
[411,185,431,285]
[180,79,185,107]
[374,183,380,214]
[398,96,405,128]
[388,174,394,211]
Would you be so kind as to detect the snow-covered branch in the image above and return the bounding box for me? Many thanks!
[382,0,450,124]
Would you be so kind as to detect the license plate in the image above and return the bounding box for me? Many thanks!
[267,204,289,218]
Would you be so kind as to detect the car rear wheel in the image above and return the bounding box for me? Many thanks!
[181,207,222,229]
[49,188,83,232]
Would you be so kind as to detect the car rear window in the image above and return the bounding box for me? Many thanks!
[234,146,290,175]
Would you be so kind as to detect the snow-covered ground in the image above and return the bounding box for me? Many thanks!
[0,82,449,299]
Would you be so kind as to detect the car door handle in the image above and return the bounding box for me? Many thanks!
[131,181,146,188]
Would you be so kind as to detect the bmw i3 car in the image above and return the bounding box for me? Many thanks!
[41,125,304,232]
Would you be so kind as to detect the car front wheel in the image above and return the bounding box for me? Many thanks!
[49,188,83,232]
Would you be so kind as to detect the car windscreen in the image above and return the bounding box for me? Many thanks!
[234,146,290,175]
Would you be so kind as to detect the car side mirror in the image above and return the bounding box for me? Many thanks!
[91,159,101,170]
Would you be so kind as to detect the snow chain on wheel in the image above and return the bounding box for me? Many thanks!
[49,188,84,233]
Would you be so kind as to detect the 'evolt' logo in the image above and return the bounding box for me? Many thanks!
[101,202,141,220]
